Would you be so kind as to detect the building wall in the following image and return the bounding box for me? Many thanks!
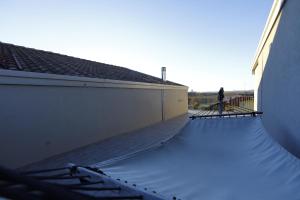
[253,0,300,157]
[163,89,188,120]
[0,70,188,168]
[253,11,282,111]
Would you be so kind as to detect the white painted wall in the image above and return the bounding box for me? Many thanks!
[0,70,188,168]
[253,0,300,157]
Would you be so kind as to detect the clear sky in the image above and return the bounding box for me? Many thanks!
[0,0,273,92]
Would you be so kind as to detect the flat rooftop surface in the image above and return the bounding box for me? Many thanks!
[94,117,300,200]
[21,114,189,171]
[16,114,300,199]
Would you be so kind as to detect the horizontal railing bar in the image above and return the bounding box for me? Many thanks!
[190,112,263,119]
[30,175,90,180]
[57,181,104,187]
[96,196,143,200]
[68,186,121,191]
[21,167,71,175]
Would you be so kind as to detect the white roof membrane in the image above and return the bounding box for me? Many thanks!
[94,117,300,200]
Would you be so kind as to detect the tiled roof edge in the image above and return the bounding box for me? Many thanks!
[0,69,188,90]
[0,42,185,87]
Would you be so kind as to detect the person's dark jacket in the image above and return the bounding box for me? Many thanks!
[218,88,224,101]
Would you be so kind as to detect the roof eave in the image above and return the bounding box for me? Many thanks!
[0,69,188,90]
[251,0,286,72]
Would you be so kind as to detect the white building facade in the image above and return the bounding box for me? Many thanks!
[252,0,300,157]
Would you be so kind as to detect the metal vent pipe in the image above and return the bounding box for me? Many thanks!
[161,67,166,82]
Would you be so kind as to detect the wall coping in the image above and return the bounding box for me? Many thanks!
[251,0,286,72]
[0,69,188,90]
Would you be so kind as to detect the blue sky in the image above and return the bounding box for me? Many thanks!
[0,0,273,91]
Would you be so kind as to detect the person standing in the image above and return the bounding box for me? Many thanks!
[218,87,224,115]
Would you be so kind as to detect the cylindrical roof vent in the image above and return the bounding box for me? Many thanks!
[161,67,166,82]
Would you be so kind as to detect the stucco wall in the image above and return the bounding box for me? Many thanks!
[163,89,188,120]
[0,70,188,168]
[253,0,300,157]
[253,11,282,111]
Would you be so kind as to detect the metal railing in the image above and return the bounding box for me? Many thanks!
[190,97,262,119]
[0,165,164,200]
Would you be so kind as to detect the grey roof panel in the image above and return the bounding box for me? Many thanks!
[0,42,182,86]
